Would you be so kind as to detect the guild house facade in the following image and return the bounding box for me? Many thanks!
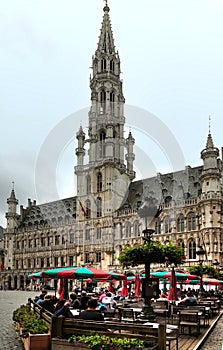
[1,3,223,290]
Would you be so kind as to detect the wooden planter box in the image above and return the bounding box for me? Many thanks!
[22,333,50,350]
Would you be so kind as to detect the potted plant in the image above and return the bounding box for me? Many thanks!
[13,305,50,350]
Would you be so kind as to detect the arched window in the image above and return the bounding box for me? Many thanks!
[187,212,196,231]
[101,58,107,71]
[155,218,161,234]
[110,59,115,72]
[164,215,171,233]
[86,175,91,195]
[125,222,131,238]
[99,131,106,158]
[188,240,196,259]
[177,214,185,232]
[85,199,91,219]
[97,172,102,192]
[100,89,106,112]
[133,220,140,236]
[110,91,115,113]
[177,239,185,255]
[96,197,102,218]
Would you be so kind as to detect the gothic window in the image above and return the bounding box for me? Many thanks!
[96,252,101,263]
[55,235,60,245]
[97,172,103,192]
[84,252,90,264]
[177,214,185,232]
[70,233,74,243]
[41,237,45,247]
[101,58,107,71]
[40,258,44,268]
[85,199,91,219]
[85,229,90,241]
[188,240,196,259]
[155,218,161,234]
[125,222,131,238]
[110,59,115,72]
[69,256,74,266]
[164,215,171,233]
[187,212,196,231]
[46,257,50,267]
[110,91,115,113]
[27,259,31,268]
[100,90,106,112]
[99,131,106,158]
[96,227,101,239]
[120,223,123,239]
[97,197,102,217]
[177,240,185,255]
[61,256,65,266]
[54,256,58,267]
[133,220,140,236]
[86,175,91,195]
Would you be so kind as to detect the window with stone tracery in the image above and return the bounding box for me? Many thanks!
[187,212,196,231]
[177,214,185,232]
[188,239,196,259]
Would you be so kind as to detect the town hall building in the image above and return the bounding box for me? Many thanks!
[1,3,223,290]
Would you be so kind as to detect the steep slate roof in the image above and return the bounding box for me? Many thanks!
[19,197,76,227]
[119,165,203,212]
[18,165,202,226]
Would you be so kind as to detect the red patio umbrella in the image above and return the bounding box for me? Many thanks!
[134,275,141,297]
[57,266,112,280]
[167,266,178,301]
[120,279,128,297]
[58,278,69,300]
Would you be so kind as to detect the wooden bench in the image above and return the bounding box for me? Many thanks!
[27,298,167,350]
[50,316,166,350]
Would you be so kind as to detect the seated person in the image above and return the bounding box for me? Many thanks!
[54,299,73,317]
[101,292,117,308]
[78,298,104,321]
[42,294,56,313]
[180,291,197,305]
[157,292,168,301]
[70,293,81,309]
[80,291,90,310]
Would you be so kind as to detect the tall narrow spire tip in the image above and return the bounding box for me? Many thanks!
[208,114,211,134]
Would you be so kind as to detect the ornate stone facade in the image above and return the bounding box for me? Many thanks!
[1,4,223,289]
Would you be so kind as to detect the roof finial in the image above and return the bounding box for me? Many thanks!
[208,114,211,134]
[103,0,110,12]
[12,181,15,190]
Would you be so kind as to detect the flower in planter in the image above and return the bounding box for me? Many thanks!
[118,241,185,268]
[13,305,48,338]
[68,334,145,349]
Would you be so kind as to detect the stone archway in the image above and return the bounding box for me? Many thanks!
[14,275,18,290]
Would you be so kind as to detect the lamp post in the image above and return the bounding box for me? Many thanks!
[137,228,158,321]
[196,245,205,297]
[137,203,161,321]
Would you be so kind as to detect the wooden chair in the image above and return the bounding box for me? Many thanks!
[151,301,169,318]
[166,326,179,350]
[104,308,119,321]
[118,307,135,323]
[178,311,200,336]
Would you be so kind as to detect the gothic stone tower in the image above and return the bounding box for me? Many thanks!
[74,4,135,267]
[75,4,135,220]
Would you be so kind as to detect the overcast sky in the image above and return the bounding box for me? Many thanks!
[1,0,223,227]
